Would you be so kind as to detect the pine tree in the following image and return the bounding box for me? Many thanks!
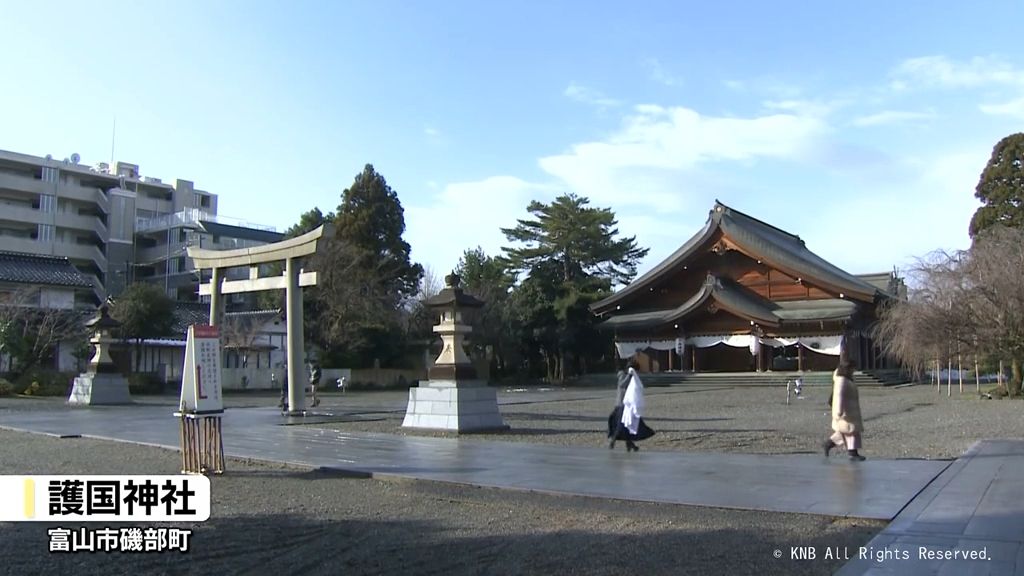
[969,133,1024,238]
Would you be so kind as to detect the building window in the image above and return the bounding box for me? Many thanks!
[41,167,59,183]
[39,194,56,213]
[37,224,55,243]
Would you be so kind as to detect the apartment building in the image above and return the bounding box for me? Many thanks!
[0,148,281,305]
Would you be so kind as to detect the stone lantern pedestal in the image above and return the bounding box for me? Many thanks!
[403,272,506,432]
[68,305,132,405]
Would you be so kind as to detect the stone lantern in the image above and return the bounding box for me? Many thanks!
[68,304,132,405]
[402,272,506,431]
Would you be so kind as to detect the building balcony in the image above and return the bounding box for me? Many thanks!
[0,203,46,226]
[0,205,108,241]
[135,241,190,266]
[136,208,212,234]
[55,211,108,239]
[0,171,112,215]
[0,171,45,195]
[135,208,277,235]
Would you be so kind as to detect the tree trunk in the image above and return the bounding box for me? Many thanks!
[1011,358,1022,397]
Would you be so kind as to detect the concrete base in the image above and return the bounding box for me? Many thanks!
[403,380,507,432]
[68,373,132,405]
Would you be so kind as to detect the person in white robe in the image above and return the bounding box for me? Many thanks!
[608,358,655,452]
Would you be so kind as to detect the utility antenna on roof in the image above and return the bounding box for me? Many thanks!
[110,116,116,166]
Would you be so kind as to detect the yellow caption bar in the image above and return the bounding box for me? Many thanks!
[24,478,34,519]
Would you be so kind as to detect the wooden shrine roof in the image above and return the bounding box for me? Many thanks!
[593,201,884,315]
[599,274,858,331]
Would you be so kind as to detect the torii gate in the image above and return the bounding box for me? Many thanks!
[187,225,331,414]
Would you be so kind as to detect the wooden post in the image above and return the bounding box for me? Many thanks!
[958,353,963,394]
[797,345,804,372]
[177,413,225,475]
[975,356,980,393]
[691,347,697,373]
[947,356,952,397]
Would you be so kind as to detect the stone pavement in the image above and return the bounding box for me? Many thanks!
[835,440,1024,575]
[3,399,1022,574]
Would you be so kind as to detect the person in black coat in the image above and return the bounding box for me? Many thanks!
[608,357,656,451]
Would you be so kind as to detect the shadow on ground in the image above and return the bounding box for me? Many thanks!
[4,513,879,576]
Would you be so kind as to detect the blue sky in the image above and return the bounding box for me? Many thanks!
[3,1,1023,283]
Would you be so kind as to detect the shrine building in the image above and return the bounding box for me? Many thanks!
[591,201,905,373]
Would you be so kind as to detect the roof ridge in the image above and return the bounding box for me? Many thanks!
[714,200,802,243]
[225,309,283,316]
[0,250,73,262]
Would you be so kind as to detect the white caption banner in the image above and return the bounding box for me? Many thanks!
[0,475,211,522]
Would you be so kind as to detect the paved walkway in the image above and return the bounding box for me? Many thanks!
[835,440,1024,575]
[3,401,1023,574]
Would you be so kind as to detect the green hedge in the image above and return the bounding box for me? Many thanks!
[127,373,164,395]
[15,371,77,397]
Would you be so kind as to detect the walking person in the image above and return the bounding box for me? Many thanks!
[308,361,322,408]
[822,358,866,461]
[278,363,289,412]
[614,357,630,407]
[608,358,655,451]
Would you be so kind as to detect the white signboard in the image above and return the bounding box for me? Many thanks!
[179,325,224,414]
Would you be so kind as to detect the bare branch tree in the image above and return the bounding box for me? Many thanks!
[0,287,86,378]
[417,266,444,301]
[874,226,1024,395]
[220,313,266,368]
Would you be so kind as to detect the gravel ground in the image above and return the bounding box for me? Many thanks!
[319,382,1024,461]
[1,381,1019,576]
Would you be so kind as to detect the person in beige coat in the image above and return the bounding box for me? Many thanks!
[822,360,866,461]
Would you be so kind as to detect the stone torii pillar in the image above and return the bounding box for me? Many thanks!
[188,225,330,414]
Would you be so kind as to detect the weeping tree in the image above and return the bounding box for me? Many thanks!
[961,226,1024,395]
[874,226,1024,396]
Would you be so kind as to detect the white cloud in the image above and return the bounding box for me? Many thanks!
[892,55,1024,89]
[763,98,845,118]
[852,110,935,127]
[405,176,557,274]
[980,96,1024,119]
[889,55,1024,121]
[644,58,683,87]
[424,126,440,137]
[563,82,620,108]
[537,104,828,211]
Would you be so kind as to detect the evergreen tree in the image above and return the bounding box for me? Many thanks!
[457,247,518,376]
[501,194,648,381]
[502,193,648,286]
[110,283,176,368]
[336,165,423,299]
[969,133,1024,238]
